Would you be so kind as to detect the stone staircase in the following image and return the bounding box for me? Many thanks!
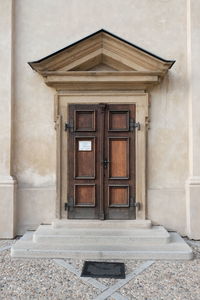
[11,220,193,260]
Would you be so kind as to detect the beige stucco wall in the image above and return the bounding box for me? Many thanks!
[1,0,197,236]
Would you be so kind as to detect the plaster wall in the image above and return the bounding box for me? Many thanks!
[12,0,189,235]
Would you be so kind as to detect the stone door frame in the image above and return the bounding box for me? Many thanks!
[55,91,149,220]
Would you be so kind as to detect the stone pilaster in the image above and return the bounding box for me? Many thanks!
[0,0,16,238]
[186,0,200,239]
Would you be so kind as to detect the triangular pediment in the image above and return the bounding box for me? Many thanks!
[29,30,175,91]
[29,29,175,74]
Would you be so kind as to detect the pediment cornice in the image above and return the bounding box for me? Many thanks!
[28,29,175,91]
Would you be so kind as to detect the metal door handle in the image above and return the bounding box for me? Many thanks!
[102,159,110,169]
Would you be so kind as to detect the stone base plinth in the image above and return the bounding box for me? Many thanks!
[186,177,200,240]
[0,176,16,238]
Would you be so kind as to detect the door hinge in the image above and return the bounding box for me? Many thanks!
[130,197,140,210]
[65,197,74,211]
[64,122,73,132]
[130,119,140,131]
[133,202,140,210]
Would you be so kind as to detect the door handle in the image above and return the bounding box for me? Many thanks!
[102,159,110,169]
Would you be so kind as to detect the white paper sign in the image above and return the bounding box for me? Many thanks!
[79,141,92,151]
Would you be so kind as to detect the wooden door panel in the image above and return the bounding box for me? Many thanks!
[75,137,96,179]
[74,184,96,207]
[108,137,129,179]
[75,110,96,131]
[108,111,129,131]
[108,185,129,207]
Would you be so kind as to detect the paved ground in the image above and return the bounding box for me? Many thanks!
[0,238,200,300]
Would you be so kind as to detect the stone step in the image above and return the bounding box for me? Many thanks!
[11,231,193,260]
[33,225,170,245]
[52,219,152,229]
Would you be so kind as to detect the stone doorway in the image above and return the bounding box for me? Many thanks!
[28,29,174,221]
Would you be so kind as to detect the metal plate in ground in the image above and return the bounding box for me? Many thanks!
[81,261,125,279]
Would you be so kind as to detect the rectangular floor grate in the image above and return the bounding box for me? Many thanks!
[81,261,125,279]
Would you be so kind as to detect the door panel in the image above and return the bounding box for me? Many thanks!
[108,185,129,207]
[67,103,136,219]
[108,137,129,179]
[108,110,129,131]
[75,110,96,131]
[75,137,96,179]
[74,184,96,207]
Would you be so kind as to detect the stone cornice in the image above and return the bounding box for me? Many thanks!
[42,71,162,91]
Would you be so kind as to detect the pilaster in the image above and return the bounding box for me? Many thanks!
[0,0,16,238]
[186,0,200,239]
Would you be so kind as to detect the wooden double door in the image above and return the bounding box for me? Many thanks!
[67,103,136,220]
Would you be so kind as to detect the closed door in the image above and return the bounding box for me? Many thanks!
[67,103,136,219]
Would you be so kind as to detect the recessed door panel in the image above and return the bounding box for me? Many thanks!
[75,137,95,179]
[108,111,129,131]
[75,110,96,131]
[109,137,129,179]
[74,184,96,207]
[108,185,129,207]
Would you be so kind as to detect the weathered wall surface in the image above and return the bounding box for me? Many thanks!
[12,0,188,234]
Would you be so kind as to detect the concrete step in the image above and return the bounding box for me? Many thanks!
[52,219,152,229]
[33,225,170,245]
[11,231,193,260]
